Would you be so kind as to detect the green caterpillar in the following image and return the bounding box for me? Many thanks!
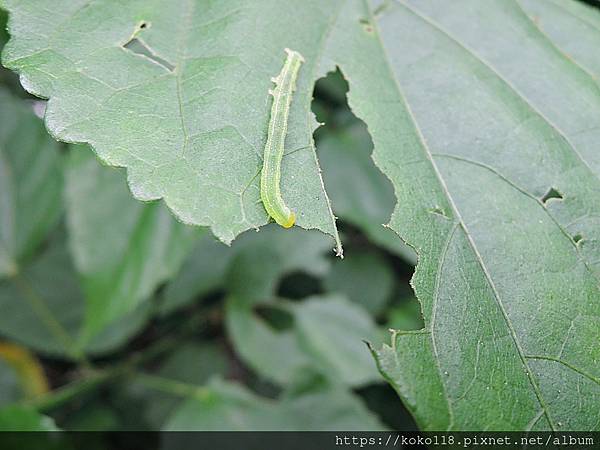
[260,48,305,228]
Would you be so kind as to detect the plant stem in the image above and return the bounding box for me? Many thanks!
[22,369,115,411]
[134,373,210,400]
[18,308,211,412]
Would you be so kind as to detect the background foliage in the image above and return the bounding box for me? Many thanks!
[1,0,599,436]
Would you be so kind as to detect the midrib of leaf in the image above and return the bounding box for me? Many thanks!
[368,0,600,430]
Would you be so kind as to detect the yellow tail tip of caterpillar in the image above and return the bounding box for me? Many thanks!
[280,211,295,228]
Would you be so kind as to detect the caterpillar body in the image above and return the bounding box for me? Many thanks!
[260,48,305,228]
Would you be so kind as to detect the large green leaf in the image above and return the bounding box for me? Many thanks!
[1,0,341,253]
[65,147,200,341]
[2,0,599,432]
[0,88,62,277]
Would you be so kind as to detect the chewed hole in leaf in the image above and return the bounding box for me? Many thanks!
[312,68,416,263]
[312,68,420,330]
[122,37,175,72]
[573,234,583,245]
[313,68,397,228]
[541,186,564,204]
[428,206,449,219]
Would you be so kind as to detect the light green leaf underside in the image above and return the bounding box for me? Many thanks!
[3,0,600,431]
[1,0,341,252]
[65,146,200,342]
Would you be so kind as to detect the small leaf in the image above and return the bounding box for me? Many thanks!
[158,234,233,316]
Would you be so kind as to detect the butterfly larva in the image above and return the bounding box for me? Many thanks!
[260,48,305,228]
